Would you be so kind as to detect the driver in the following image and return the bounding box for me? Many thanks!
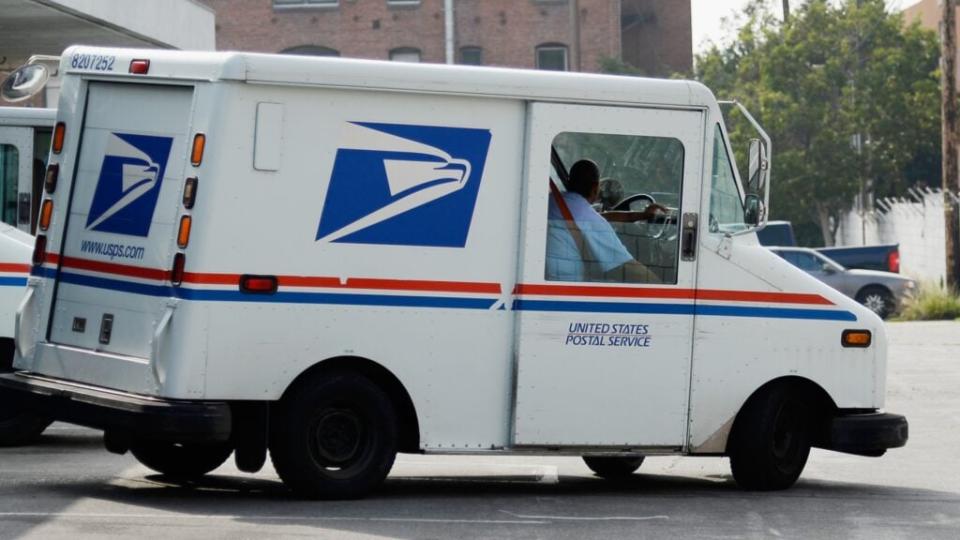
[546,159,664,283]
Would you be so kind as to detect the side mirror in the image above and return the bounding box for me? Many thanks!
[1,63,49,103]
[821,263,837,274]
[747,138,769,193]
[744,193,765,227]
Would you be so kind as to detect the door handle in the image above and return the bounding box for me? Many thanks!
[681,213,698,261]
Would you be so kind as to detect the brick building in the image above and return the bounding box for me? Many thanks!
[200,0,691,76]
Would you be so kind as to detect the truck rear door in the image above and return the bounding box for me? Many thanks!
[47,82,193,359]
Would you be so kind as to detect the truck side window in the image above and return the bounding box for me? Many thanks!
[0,144,19,227]
[544,131,684,285]
[709,124,745,233]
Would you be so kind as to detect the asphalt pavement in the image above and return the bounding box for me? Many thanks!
[0,321,957,539]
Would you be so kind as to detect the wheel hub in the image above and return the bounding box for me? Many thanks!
[312,409,363,465]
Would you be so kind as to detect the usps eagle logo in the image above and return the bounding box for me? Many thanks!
[316,122,491,247]
[86,132,174,237]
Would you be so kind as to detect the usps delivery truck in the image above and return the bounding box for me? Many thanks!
[1,46,907,499]
[0,106,54,445]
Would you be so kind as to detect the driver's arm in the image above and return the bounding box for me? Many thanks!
[600,204,669,223]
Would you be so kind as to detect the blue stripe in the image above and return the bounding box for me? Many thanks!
[30,266,56,279]
[54,272,497,310]
[514,299,856,321]
[0,277,27,287]
[38,272,857,321]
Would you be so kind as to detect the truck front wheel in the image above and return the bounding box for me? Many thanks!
[269,371,398,499]
[130,440,233,478]
[728,385,811,490]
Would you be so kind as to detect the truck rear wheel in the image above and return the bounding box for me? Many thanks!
[269,371,398,499]
[0,408,53,447]
[130,440,233,478]
[728,385,811,490]
[583,456,645,479]
[0,340,53,446]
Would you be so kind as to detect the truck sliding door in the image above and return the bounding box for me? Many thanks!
[512,103,704,448]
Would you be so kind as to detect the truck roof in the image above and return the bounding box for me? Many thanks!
[0,106,56,127]
[61,45,717,110]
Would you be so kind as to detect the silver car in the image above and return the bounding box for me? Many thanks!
[769,247,916,319]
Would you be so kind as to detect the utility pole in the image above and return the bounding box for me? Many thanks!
[942,0,960,288]
[782,0,790,22]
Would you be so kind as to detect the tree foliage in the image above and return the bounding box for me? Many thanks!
[695,0,941,246]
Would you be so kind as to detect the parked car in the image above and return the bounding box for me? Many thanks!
[758,221,900,273]
[769,247,915,319]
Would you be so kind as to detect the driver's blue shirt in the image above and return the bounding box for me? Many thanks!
[546,191,633,281]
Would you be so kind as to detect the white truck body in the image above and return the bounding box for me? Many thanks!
[5,47,905,496]
[0,107,53,340]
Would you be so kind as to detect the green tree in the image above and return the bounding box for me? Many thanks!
[695,0,941,246]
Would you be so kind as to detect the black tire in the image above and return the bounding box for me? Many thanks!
[269,371,398,500]
[856,286,894,319]
[0,339,53,446]
[130,440,233,478]
[583,456,645,479]
[728,385,811,490]
[0,409,53,447]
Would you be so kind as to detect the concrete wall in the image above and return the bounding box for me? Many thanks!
[837,189,951,284]
[48,0,215,50]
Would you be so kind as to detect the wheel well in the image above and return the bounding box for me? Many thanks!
[282,356,421,453]
[0,337,14,372]
[727,376,838,452]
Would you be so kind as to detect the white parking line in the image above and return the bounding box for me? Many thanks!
[499,510,669,522]
[0,512,546,525]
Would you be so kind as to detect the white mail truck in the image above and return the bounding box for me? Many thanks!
[0,106,54,444]
[2,46,907,499]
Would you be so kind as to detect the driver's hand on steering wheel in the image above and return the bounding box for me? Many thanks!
[601,204,670,223]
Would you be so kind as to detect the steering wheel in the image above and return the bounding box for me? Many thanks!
[613,193,656,212]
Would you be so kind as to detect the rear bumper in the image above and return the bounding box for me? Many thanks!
[0,372,231,442]
[823,411,908,456]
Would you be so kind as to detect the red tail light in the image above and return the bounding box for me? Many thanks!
[129,59,150,74]
[888,250,900,273]
[32,235,47,266]
[45,164,59,193]
[171,253,185,286]
[240,275,278,294]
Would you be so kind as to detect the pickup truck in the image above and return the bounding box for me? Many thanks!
[757,221,900,273]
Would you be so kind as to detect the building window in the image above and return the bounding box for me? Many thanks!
[459,46,483,66]
[387,0,421,6]
[536,44,568,71]
[389,47,421,62]
[273,0,338,8]
[280,45,340,57]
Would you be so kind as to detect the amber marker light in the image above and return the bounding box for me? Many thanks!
[52,122,66,154]
[190,133,206,166]
[177,215,192,248]
[842,330,872,348]
[39,200,53,231]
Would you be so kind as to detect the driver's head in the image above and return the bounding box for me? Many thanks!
[569,159,600,202]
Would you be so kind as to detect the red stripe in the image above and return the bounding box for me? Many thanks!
[47,255,500,294]
[60,256,169,281]
[0,263,30,273]
[514,283,833,306]
[345,277,501,294]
